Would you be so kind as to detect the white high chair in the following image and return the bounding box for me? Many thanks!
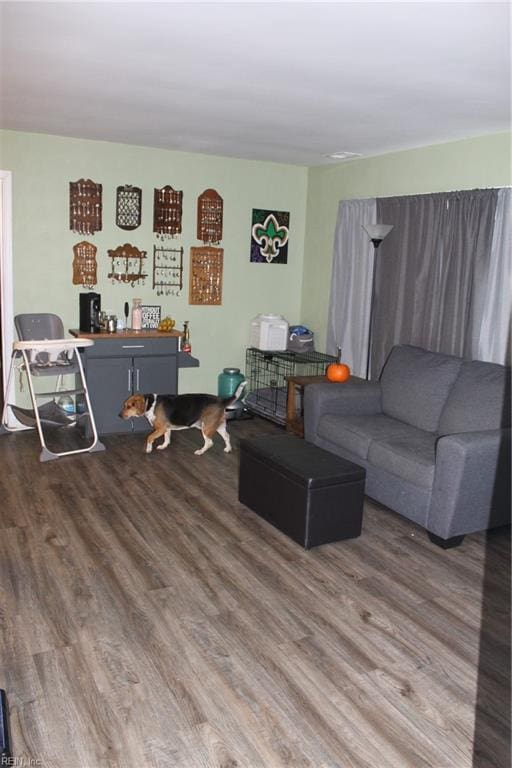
[1,314,105,461]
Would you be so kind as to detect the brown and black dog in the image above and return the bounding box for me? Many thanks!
[119,380,246,455]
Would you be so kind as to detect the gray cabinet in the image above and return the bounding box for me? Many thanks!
[78,334,197,436]
[86,356,134,435]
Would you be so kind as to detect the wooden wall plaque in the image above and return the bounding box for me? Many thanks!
[69,178,102,235]
[154,185,183,238]
[189,247,223,305]
[153,245,184,296]
[108,243,147,286]
[72,241,97,288]
[116,185,142,230]
[197,188,223,244]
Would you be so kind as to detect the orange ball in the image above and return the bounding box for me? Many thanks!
[326,362,351,383]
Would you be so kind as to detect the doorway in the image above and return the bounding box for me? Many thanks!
[0,170,14,420]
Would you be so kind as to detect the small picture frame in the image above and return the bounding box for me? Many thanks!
[141,305,161,329]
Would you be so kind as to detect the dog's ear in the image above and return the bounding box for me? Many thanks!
[132,394,146,415]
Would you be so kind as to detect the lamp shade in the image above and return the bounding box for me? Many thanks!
[362,223,394,243]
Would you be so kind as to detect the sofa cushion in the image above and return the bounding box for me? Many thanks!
[380,345,462,432]
[368,432,437,488]
[317,413,416,461]
[438,360,511,435]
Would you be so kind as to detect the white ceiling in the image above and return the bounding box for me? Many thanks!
[1,1,510,166]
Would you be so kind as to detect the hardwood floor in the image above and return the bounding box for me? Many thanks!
[0,417,509,768]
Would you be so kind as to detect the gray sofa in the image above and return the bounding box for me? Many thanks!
[304,345,511,547]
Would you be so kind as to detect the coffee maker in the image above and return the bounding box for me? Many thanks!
[79,292,101,333]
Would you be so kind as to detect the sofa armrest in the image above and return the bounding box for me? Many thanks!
[428,428,511,539]
[304,379,382,441]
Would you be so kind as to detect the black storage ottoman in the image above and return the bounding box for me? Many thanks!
[238,435,366,549]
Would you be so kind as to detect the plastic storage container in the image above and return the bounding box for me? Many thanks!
[218,367,250,420]
[131,298,142,331]
[56,394,75,415]
[250,314,289,351]
[218,367,245,399]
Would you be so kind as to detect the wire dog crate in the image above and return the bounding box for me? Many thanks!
[244,347,336,425]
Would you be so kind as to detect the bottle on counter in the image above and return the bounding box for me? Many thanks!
[131,298,142,331]
[182,321,191,353]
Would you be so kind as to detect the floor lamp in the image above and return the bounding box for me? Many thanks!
[362,223,394,380]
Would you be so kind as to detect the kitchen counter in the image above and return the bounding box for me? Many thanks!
[69,329,183,340]
[69,328,199,436]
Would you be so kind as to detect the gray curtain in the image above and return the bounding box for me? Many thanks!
[327,198,376,376]
[477,187,512,365]
[371,189,499,378]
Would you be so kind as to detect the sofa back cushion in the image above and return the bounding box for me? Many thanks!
[380,345,462,432]
[438,360,511,435]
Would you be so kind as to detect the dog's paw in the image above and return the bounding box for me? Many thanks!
[224,446,232,453]
[156,444,168,451]
[194,448,204,456]
[145,444,153,454]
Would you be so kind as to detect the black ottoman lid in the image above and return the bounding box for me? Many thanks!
[240,435,365,489]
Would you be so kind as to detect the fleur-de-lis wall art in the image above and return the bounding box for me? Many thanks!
[250,209,290,263]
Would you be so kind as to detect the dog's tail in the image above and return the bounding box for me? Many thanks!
[222,379,247,407]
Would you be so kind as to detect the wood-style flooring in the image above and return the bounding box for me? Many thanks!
[0,416,509,768]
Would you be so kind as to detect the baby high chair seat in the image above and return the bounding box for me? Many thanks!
[1,314,105,461]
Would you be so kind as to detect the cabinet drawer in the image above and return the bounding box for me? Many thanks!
[86,337,178,358]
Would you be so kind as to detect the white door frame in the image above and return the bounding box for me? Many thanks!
[0,170,14,423]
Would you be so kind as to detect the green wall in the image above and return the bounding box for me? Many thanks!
[1,129,510,395]
[0,130,308,392]
[301,132,512,351]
